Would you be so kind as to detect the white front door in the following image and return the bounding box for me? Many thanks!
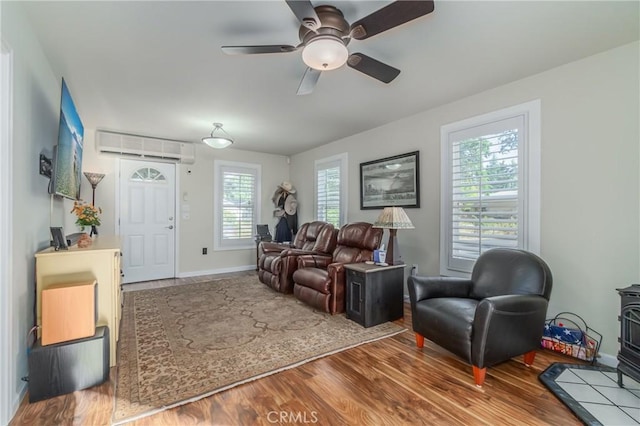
[119,159,176,283]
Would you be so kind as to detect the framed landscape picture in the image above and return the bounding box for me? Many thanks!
[360,151,420,210]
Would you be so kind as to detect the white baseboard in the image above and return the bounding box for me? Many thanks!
[9,382,26,423]
[177,265,256,278]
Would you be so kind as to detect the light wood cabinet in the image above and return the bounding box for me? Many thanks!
[35,236,121,366]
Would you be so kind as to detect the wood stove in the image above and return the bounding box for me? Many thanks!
[617,284,640,387]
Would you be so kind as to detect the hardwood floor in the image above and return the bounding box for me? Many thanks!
[11,294,582,426]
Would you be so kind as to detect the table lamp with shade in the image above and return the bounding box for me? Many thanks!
[373,206,415,265]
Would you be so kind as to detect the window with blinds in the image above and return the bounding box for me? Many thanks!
[214,161,261,250]
[315,154,347,227]
[441,101,540,276]
[222,170,255,240]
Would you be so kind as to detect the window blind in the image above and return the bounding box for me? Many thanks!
[451,127,520,261]
[316,160,341,227]
[222,169,256,240]
[446,114,525,272]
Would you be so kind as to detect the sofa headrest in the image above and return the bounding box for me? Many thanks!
[337,222,383,252]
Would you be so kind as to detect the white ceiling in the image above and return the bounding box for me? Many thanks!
[21,1,640,156]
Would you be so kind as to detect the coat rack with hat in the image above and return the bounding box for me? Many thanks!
[272,181,298,242]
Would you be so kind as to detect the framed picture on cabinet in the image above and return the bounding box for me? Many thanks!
[50,227,68,251]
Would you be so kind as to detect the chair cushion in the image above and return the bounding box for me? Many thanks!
[292,268,331,294]
[331,222,382,264]
[471,248,552,300]
[293,221,336,254]
[337,222,381,252]
[414,298,478,362]
[294,222,317,251]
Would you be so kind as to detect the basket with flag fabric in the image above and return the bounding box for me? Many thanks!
[541,312,602,363]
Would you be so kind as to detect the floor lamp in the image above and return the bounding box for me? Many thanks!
[373,206,415,265]
[83,172,105,206]
[83,172,105,237]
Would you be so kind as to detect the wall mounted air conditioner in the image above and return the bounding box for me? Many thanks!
[95,130,196,164]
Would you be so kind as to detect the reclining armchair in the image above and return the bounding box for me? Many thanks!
[292,222,383,314]
[407,248,552,387]
[258,221,337,294]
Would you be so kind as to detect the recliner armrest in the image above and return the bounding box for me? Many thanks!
[407,276,473,303]
[297,254,333,269]
[260,242,293,254]
[280,248,319,258]
[326,262,345,276]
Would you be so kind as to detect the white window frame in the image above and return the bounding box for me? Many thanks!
[440,100,541,277]
[314,153,348,227]
[213,160,261,251]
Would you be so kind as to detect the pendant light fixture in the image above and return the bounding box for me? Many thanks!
[202,123,234,149]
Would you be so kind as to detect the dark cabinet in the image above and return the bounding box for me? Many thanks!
[345,263,404,327]
[28,326,110,402]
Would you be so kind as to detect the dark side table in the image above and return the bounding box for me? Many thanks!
[345,263,404,328]
[28,326,110,402]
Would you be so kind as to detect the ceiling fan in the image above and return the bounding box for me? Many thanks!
[222,0,435,95]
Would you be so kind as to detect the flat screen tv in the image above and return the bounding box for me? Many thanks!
[51,78,84,200]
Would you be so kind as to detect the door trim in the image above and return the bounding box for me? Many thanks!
[0,40,16,424]
[115,159,180,282]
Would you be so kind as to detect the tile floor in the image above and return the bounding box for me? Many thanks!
[554,366,640,425]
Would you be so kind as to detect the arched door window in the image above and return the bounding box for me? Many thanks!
[130,167,166,183]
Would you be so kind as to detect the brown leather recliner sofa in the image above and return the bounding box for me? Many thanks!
[258,221,337,294]
[407,248,553,387]
[292,222,383,314]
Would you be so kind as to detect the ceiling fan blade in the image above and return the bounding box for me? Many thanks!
[350,0,435,40]
[297,67,321,95]
[221,45,298,55]
[285,0,321,30]
[347,53,400,83]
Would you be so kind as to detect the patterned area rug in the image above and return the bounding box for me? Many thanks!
[113,275,405,424]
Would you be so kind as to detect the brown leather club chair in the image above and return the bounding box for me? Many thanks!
[258,221,337,294]
[407,248,553,387]
[292,222,383,314]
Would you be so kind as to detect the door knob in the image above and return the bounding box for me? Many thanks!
[166,225,174,229]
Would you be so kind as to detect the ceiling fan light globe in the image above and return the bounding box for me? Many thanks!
[302,37,348,71]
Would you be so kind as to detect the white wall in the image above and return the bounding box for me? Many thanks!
[80,133,289,276]
[0,2,67,418]
[176,144,288,274]
[291,42,640,357]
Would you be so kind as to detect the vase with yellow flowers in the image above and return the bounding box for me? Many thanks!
[71,200,102,237]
